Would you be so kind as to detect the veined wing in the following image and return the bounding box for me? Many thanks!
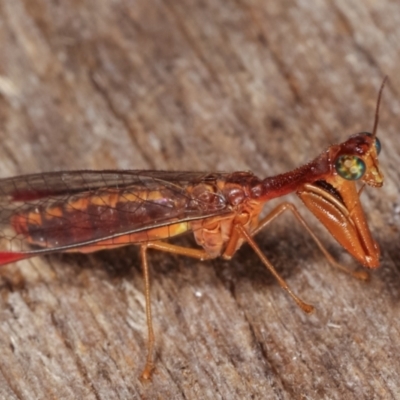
[0,170,232,263]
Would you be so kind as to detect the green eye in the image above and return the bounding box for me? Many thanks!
[374,137,381,154]
[335,155,366,180]
[362,132,381,155]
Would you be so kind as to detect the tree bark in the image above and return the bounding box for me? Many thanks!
[0,0,399,399]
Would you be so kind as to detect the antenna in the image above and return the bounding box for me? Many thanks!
[372,76,388,139]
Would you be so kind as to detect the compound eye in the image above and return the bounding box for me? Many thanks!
[374,136,381,155]
[362,132,381,155]
[335,155,366,180]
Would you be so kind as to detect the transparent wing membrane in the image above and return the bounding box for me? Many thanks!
[0,170,231,259]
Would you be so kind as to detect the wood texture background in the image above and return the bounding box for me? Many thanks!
[0,1,400,399]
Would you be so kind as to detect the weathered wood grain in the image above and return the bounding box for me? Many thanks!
[0,0,400,399]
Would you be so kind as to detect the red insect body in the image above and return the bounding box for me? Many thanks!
[0,78,387,380]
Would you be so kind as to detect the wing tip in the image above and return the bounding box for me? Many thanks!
[0,252,29,265]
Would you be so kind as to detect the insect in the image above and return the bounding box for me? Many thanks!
[0,78,386,379]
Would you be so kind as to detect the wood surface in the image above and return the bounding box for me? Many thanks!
[0,1,400,399]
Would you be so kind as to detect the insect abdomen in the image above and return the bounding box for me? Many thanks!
[11,189,192,249]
